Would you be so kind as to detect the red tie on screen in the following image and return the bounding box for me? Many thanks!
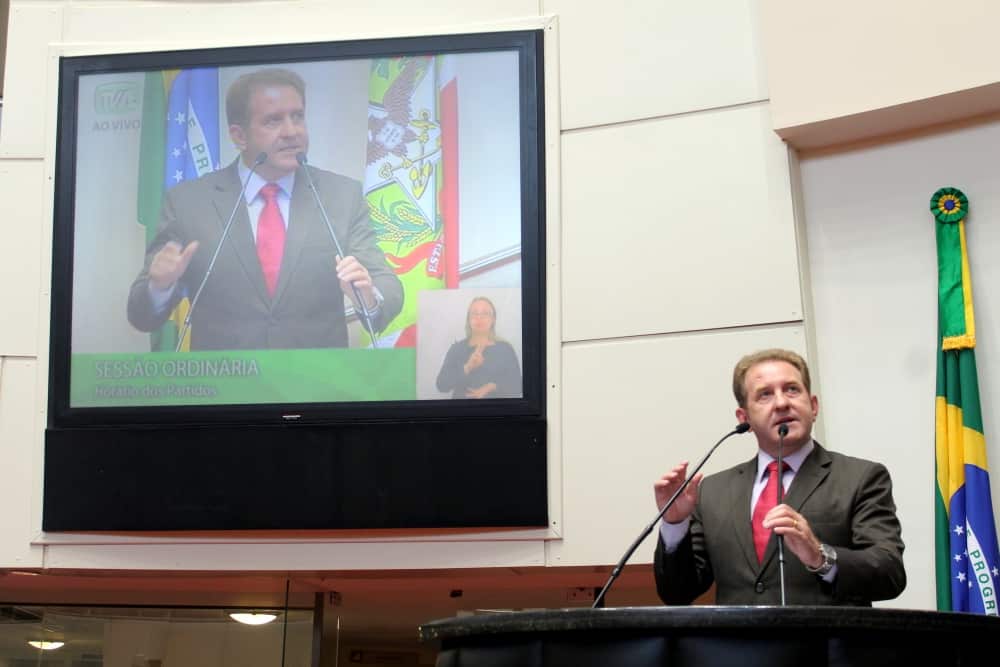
[752,461,790,563]
[256,183,285,297]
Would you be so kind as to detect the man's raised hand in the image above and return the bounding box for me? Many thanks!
[149,241,199,290]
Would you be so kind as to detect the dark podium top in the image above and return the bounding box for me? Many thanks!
[420,606,998,667]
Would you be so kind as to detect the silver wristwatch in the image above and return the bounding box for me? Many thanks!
[806,543,837,576]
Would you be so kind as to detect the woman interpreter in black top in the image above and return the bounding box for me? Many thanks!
[435,296,522,399]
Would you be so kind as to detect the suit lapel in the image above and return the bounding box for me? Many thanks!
[273,167,324,306]
[211,163,271,306]
[783,441,832,511]
[731,457,761,573]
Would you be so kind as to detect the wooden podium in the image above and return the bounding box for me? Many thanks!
[420,606,998,666]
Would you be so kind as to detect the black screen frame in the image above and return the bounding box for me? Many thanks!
[43,30,548,532]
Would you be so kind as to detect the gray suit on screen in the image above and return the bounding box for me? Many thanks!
[127,161,403,350]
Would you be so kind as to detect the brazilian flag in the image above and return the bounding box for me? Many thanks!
[136,68,220,351]
[932,187,1000,615]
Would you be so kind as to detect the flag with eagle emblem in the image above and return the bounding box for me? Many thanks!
[363,56,459,348]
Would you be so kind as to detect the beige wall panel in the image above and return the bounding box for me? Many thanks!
[541,17,565,540]
[561,104,800,342]
[545,0,766,130]
[548,324,806,567]
[762,0,1000,141]
[61,0,540,45]
[800,118,1000,610]
[0,357,44,567]
[39,538,546,570]
[0,160,44,356]
[0,3,63,158]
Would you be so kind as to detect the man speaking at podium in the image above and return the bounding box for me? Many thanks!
[653,349,906,606]
[127,68,403,350]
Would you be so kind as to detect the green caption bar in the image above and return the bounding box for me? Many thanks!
[71,349,416,407]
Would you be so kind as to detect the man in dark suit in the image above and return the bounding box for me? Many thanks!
[653,349,906,605]
[127,68,402,350]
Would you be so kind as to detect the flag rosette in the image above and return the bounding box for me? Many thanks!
[930,187,968,224]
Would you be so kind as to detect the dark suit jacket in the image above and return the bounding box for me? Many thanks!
[127,162,402,350]
[654,442,906,606]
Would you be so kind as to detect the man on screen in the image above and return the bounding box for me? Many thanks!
[653,349,906,606]
[127,68,403,350]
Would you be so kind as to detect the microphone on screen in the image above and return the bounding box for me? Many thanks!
[175,152,268,352]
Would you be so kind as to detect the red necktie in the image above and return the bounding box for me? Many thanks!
[256,183,285,297]
[752,461,790,563]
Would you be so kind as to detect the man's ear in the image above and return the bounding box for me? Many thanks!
[735,407,748,428]
[229,124,246,151]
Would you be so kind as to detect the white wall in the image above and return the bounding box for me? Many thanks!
[0,0,806,595]
[800,118,1000,609]
[760,0,1000,148]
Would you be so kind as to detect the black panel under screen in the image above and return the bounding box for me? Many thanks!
[44,419,546,530]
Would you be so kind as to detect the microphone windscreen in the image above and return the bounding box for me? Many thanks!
[296,152,308,165]
[777,423,789,437]
[736,422,751,433]
[254,152,268,166]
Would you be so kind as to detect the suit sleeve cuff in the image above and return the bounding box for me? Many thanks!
[147,281,177,314]
[659,517,691,553]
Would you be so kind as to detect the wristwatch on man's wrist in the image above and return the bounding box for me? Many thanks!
[806,542,837,576]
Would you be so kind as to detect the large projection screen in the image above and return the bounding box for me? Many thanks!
[44,31,547,531]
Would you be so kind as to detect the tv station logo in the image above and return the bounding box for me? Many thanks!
[91,81,141,132]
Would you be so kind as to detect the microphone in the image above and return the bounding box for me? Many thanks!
[775,422,789,606]
[174,152,267,352]
[295,152,380,347]
[591,422,751,609]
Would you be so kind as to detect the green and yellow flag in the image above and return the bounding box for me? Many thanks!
[136,69,219,352]
[932,187,1000,614]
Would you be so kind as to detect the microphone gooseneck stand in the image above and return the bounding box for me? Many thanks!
[775,422,789,606]
[175,152,268,353]
[295,152,380,348]
[591,422,752,609]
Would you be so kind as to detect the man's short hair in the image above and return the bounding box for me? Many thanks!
[225,68,306,127]
[732,348,812,409]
